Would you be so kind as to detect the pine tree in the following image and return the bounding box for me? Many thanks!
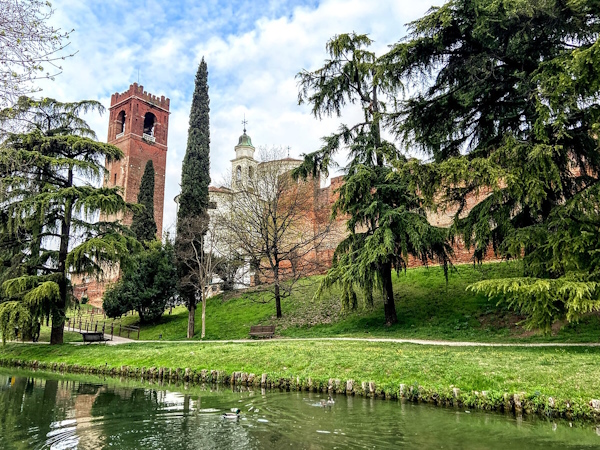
[382,0,600,331]
[295,34,452,325]
[0,98,138,344]
[175,58,211,338]
[131,160,157,243]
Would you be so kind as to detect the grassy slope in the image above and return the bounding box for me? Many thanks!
[1,341,599,403]
[130,262,599,343]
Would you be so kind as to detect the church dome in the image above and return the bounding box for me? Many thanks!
[237,132,253,147]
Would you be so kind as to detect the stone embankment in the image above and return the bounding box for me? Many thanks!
[1,357,599,422]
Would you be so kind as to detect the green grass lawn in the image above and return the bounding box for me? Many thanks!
[38,326,82,343]
[2,340,599,406]
[124,261,599,343]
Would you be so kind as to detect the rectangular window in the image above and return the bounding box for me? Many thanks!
[114,173,117,184]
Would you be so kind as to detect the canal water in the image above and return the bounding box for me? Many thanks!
[0,369,599,449]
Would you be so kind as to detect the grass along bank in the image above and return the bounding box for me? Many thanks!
[113,262,600,343]
[2,340,600,421]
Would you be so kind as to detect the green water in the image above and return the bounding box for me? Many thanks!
[0,370,599,449]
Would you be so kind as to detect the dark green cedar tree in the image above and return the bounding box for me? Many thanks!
[295,33,452,325]
[103,239,177,323]
[382,0,600,331]
[0,97,139,344]
[175,58,211,339]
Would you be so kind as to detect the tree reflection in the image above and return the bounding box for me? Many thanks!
[0,375,73,449]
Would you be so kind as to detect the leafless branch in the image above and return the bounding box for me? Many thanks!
[215,147,336,318]
[0,0,76,107]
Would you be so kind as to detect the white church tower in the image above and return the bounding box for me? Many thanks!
[231,120,258,191]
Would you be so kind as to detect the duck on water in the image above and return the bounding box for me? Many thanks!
[320,396,335,407]
[223,408,241,419]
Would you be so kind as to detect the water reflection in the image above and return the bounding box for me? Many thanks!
[0,370,599,449]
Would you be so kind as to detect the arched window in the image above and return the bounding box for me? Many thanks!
[236,165,242,182]
[116,111,126,136]
[248,166,254,179]
[143,112,156,136]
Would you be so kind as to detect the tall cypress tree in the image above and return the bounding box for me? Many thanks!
[131,160,157,243]
[176,58,211,339]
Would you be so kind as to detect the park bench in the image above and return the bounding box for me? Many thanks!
[249,325,275,338]
[80,331,109,344]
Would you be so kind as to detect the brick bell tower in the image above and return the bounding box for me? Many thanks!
[105,83,169,237]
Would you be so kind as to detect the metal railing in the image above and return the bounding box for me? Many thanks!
[66,318,140,340]
[142,133,155,142]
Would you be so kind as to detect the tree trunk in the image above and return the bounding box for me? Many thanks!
[372,85,384,167]
[274,266,282,318]
[50,273,67,344]
[51,167,73,345]
[381,262,397,326]
[201,290,206,339]
[50,318,64,345]
[275,288,282,318]
[187,301,196,339]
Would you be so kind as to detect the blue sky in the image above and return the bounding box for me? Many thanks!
[39,0,443,233]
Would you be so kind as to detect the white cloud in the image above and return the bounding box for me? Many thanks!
[37,0,444,233]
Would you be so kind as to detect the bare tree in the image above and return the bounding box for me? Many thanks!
[218,147,332,318]
[0,0,75,108]
[175,216,221,339]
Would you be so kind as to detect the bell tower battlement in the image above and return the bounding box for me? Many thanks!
[104,83,169,237]
[110,82,170,110]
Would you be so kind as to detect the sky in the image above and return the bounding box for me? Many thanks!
[37,0,444,234]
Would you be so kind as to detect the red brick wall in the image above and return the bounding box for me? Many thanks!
[72,277,112,308]
[286,175,496,275]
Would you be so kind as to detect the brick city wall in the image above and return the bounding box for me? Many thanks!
[284,175,495,277]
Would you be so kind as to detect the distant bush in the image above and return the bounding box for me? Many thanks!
[102,283,129,318]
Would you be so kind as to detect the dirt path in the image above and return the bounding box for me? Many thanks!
[105,334,135,344]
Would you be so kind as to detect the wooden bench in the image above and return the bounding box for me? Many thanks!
[249,325,275,338]
[80,332,109,344]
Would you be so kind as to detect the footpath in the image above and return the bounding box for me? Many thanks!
[102,336,600,347]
